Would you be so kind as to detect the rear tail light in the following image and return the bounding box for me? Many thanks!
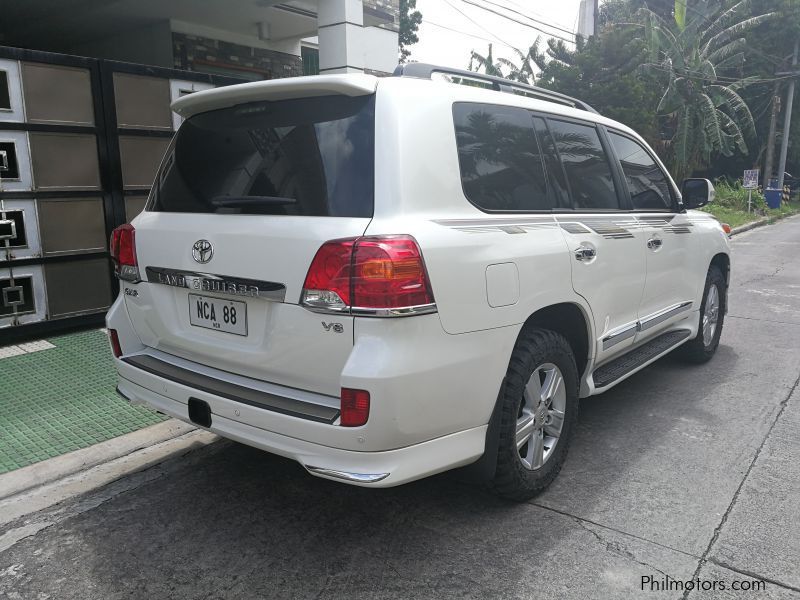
[108,328,122,358]
[340,388,370,427]
[110,223,140,282]
[301,235,435,316]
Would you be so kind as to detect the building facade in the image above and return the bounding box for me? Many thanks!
[0,0,399,337]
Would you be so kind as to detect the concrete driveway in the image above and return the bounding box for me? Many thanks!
[2,216,799,600]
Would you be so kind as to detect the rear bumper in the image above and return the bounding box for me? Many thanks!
[107,291,516,486]
[116,375,487,487]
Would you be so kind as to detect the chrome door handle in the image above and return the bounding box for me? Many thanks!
[574,247,596,261]
[647,238,663,250]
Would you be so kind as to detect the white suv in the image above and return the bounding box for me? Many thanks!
[107,64,730,500]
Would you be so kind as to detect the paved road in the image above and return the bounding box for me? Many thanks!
[2,216,800,600]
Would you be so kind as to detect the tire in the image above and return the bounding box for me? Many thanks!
[677,265,726,364]
[491,328,579,502]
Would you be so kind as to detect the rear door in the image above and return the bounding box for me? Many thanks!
[540,116,646,365]
[125,93,376,396]
[607,131,696,339]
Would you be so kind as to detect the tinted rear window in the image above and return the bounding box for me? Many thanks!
[453,102,554,211]
[148,95,374,217]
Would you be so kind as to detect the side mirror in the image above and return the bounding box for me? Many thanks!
[681,178,715,209]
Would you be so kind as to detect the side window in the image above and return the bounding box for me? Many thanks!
[533,117,570,208]
[609,132,673,210]
[547,119,619,210]
[453,102,554,211]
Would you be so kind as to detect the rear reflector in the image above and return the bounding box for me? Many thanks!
[301,235,435,316]
[340,388,370,427]
[108,328,122,358]
[110,223,140,282]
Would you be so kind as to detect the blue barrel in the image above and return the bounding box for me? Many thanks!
[765,188,782,209]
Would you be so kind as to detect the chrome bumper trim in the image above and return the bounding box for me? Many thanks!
[305,466,390,483]
[122,354,340,424]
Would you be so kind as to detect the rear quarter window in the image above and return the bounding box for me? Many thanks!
[148,95,375,217]
[453,102,554,212]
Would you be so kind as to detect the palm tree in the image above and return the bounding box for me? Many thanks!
[468,44,505,77]
[639,0,775,179]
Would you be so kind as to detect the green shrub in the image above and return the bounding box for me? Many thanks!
[712,178,767,213]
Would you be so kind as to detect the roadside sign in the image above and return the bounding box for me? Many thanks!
[743,169,759,189]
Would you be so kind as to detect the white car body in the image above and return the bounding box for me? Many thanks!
[107,68,731,488]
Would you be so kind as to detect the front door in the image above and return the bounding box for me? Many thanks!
[606,131,696,341]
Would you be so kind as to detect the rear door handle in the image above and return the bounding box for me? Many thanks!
[574,247,596,262]
[647,238,663,250]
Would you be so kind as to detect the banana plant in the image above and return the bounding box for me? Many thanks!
[468,44,505,77]
[640,0,775,179]
[497,45,538,84]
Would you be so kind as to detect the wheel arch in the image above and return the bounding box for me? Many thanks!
[457,300,592,484]
[519,302,593,380]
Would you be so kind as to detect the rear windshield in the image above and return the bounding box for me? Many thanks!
[148,95,375,217]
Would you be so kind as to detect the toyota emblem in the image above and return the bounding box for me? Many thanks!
[192,239,213,264]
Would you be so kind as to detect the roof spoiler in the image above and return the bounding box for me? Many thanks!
[172,74,378,119]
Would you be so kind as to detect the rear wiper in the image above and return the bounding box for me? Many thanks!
[209,195,296,208]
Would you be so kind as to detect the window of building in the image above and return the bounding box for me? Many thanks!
[547,119,619,210]
[609,132,673,210]
[302,46,319,76]
[453,102,554,211]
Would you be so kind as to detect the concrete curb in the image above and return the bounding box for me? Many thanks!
[729,211,800,236]
[0,428,219,532]
[729,218,768,236]
[0,419,197,501]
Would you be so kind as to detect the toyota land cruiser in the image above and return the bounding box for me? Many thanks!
[107,64,730,500]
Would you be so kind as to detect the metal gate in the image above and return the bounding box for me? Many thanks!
[0,46,242,342]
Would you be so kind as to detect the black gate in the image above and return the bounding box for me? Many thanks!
[0,46,243,342]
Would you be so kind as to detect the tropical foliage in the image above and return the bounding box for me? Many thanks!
[638,0,775,179]
[399,0,422,63]
[464,0,798,181]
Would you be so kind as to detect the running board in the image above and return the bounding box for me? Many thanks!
[593,330,692,389]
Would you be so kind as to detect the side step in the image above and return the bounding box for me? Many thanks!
[593,329,692,389]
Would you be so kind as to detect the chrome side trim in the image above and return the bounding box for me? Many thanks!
[145,266,286,302]
[639,301,693,331]
[305,466,390,484]
[601,322,638,350]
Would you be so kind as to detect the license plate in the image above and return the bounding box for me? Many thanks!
[188,294,247,336]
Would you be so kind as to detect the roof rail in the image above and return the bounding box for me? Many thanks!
[392,63,598,114]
